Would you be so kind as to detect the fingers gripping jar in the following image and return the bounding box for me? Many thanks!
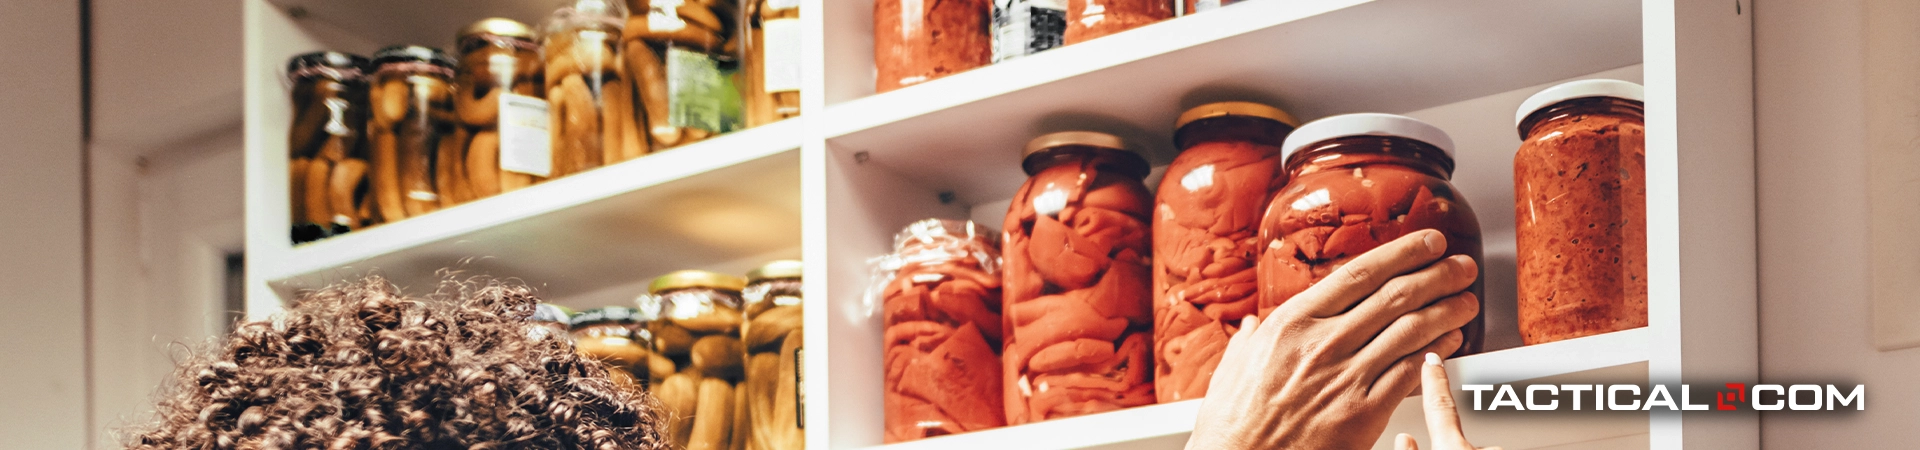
[544,0,641,176]
[570,306,656,388]
[1257,114,1484,355]
[873,0,991,92]
[1002,132,1155,424]
[454,18,545,197]
[286,52,372,243]
[1152,102,1297,402]
[1063,0,1171,45]
[646,270,748,450]
[878,219,1006,442]
[742,260,803,450]
[1513,80,1648,345]
[368,46,459,222]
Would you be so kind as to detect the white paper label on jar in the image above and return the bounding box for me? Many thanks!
[1195,0,1222,12]
[768,0,799,11]
[649,0,688,32]
[498,93,553,177]
[762,18,803,93]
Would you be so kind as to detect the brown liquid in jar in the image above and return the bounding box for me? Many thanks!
[622,0,739,150]
[1257,136,1485,356]
[741,261,803,450]
[873,0,991,92]
[1152,111,1292,402]
[454,19,545,197]
[286,52,372,242]
[646,271,748,450]
[881,220,1006,442]
[544,0,639,176]
[1003,139,1155,424]
[1514,97,1647,344]
[367,46,459,222]
[1064,0,1171,45]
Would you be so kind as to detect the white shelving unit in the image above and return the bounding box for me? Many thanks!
[244,0,1756,449]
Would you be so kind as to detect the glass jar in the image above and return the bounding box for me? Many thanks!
[1002,131,1155,424]
[1513,80,1648,345]
[646,270,748,450]
[570,306,655,388]
[878,219,1005,442]
[544,0,640,176]
[454,18,545,197]
[286,51,372,243]
[368,45,459,222]
[873,0,991,92]
[1064,0,1171,45]
[624,0,744,149]
[742,0,801,127]
[991,0,1065,63]
[1258,113,1484,355]
[1180,0,1244,15]
[1152,102,1297,402]
[530,303,575,341]
[741,260,803,450]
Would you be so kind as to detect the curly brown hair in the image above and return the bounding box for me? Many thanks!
[126,276,668,450]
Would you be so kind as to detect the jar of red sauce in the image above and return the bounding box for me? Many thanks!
[1064,0,1172,45]
[1152,101,1297,402]
[1513,79,1647,345]
[873,0,991,92]
[1258,113,1484,355]
[1002,131,1155,424]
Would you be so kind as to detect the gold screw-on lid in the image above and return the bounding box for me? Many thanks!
[746,260,803,282]
[649,270,747,293]
[1020,131,1150,177]
[459,18,535,40]
[1175,101,1301,129]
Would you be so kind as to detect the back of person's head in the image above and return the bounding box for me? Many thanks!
[126,276,667,449]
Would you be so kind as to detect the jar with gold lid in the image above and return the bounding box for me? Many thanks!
[741,260,803,450]
[644,269,748,450]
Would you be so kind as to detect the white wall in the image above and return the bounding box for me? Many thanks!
[1754,0,1920,447]
[0,0,89,447]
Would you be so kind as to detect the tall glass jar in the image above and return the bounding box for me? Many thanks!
[368,45,458,222]
[570,306,655,389]
[1513,80,1647,345]
[879,219,1004,442]
[1152,102,1297,402]
[741,260,803,450]
[286,51,371,243]
[454,18,545,197]
[624,0,744,149]
[742,0,800,127]
[873,0,991,92]
[1063,0,1170,45]
[1258,113,1484,355]
[646,270,748,450]
[545,0,639,176]
[1002,131,1155,424]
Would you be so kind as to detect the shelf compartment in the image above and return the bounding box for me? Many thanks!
[264,118,805,310]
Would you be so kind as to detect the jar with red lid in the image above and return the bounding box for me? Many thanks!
[1064,0,1171,45]
[1513,79,1647,345]
[873,0,990,92]
[1152,101,1297,402]
[1002,131,1154,424]
[878,219,1005,442]
[1257,113,1484,355]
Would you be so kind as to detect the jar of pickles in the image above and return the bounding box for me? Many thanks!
[624,0,744,149]
[1258,113,1484,355]
[368,45,459,222]
[1064,0,1171,45]
[1513,80,1647,345]
[878,219,1005,442]
[874,0,991,92]
[286,51,372,243]
[454,18,545,197]
[646,270,747,450]
[1152,101,1297,402]
[545,0,641,176]
[742,0,800,126]
[742,260,803,450]
[1002,131,1155,424]
[571,306,654,388]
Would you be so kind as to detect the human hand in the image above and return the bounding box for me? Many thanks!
[1184,230,1481,450]
[1393,353,1501,450]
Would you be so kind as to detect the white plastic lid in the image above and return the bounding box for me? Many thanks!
[1514,79,1645,127]
[1280,113,1455,161]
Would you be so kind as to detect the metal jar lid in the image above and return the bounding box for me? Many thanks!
[1021,131,1151,178]
[371,45,457,69]
[460,17,536,40]
[649,270,747,294]
[1175,101,1301,130]
[746,260,804,283]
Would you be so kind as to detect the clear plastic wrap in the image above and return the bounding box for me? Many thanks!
[644,270,748,450]
[286,51,372,243]
[742,260,803,450]
[868,218,1006,442]
[544,0,642,175]
[368,45,459,222]
[454,18,545,197]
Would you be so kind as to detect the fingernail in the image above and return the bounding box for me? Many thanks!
[1423,231,1445,253]
[1425,352,1442,366]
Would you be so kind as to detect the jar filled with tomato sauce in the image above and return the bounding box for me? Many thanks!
[1513,79,1647,345]
[1257,113,1484,356]
[1152,101,1297,402]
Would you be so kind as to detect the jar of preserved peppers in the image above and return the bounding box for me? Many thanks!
[742,0,800,126]
[571,306,655,388]
[454,18,545,197]
[545,0,642,175]
[624,0,744,149]
[742,260,803,450]
[1258,113,1484,355]
[1513,79,1647,345]
[1002,131,1155,424]
[1064,0,1171,45]
[1152,101,1297,402]
[646,270,748,450]
[874,0,991,92]
[368,45,459,222]
[286,51,372,243]
[878,219,1005,442]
